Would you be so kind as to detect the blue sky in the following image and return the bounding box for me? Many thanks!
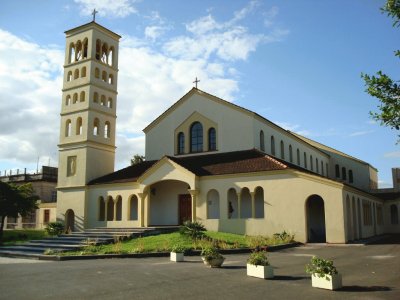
[0,0,398,187]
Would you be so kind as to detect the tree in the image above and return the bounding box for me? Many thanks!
[131,154,145,165]
[362,0,400,142]
[0,182,39,244]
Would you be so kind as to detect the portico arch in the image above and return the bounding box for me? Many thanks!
[147,179,192,226]
[65,209,75,232]
[305,194,326,243]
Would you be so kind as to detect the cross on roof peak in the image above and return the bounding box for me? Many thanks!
[193,77,200,89]
[92,9,98,22]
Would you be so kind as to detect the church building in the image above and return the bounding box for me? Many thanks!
[56,21,400,244]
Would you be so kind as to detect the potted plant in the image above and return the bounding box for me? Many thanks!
[201,246,225,268]
[246,251,274,279]
[170,244,186,262]
[305,256,342,290]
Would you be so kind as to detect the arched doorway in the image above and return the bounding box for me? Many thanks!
[306,195,326,243]
[65,209,75,232]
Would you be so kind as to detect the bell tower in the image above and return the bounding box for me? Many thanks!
[57,20,120,230]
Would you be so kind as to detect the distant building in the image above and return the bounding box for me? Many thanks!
[1,166,58,229]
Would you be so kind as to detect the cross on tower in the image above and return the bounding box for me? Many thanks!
[193,77,200,89]
[92,9,98,22]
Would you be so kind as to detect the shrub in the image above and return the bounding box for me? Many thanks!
[247,251,270,266]
[305,256,338,280]
[272,230,294,243]
[200,245,223,262]
[170,243,187,253]
[179,221,206,239]
[45,222,64,236]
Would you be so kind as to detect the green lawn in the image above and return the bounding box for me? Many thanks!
[1,229,48,246]
[56,230,295,256]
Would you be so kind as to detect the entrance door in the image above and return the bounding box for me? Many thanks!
[306,195,326,243]
[65,209,75,232]
[178,194,192,225]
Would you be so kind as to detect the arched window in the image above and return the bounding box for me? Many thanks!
[271,136,275,156]
[316,158,319,173]
[74,69,79,79]
[207,189,220,219]
[73,93,78,104]
[326,163,329,177]
[108,74,114,85]
[177,132,185,154]
[65,120,72,137]
[95,39,101,60]
[93,118,99,136]
[297,148,300,165]
[321,161,324,176]
[260,130,265,151]
[335,164,340,178]
[342,167,347,180]
[81,66,86,77]
[95,68,100,78]
[98,196,105,221]
[108,47,114,66]
[101,43,108,63]
[129,195,138,220]
[80,91,85,102]
[349,170,354,183]
[82,39,88,59]
[67,71,72,82]
[68,43,75,64]
[190,122,203,152]
[75,40,82,61]
[227,188,238,219]
[100,95,106,106]
[102,71,107,82]
[310,155,313,171]
[115,196,122,221]
[106,196,114,221]
[254,186,264,218]
[76,117,82,135]
[289,145,293,163]
[304,152,307,169]
[280,140,285,159]
[65,95,71,106]
[391,204,399,225]
[240,188,252,218]
[107,97,112,108]
[93,92,99,103]
[104,122,110,138]
[208,127,216,151]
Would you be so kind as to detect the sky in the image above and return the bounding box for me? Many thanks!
[0,0,399,188]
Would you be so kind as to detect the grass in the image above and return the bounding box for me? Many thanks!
[55,230,295,256]
[1,229,48,246]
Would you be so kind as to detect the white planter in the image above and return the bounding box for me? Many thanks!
[311,273,342,290]
[170,252,184,262]
[246,264,274,279]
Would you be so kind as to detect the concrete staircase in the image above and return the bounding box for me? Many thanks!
[0,226,179,259]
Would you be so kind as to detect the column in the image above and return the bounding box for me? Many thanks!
[113,200,117,221]
[138,192,147,227]
[250,191,255,218]
[237,192,241,219]
[189,190,199,222]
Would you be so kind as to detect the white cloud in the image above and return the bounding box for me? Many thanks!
[384,151,400,158]
[0,29,63,167]
[348,130,374,137]
[144,26,168,41]
[263,6,279,27]
[74,0,137,18]
[165,3,288,62]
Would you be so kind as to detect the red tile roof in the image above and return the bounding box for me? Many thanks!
[88,149,289,185]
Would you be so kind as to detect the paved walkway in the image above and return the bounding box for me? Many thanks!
[0,237,399,299]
